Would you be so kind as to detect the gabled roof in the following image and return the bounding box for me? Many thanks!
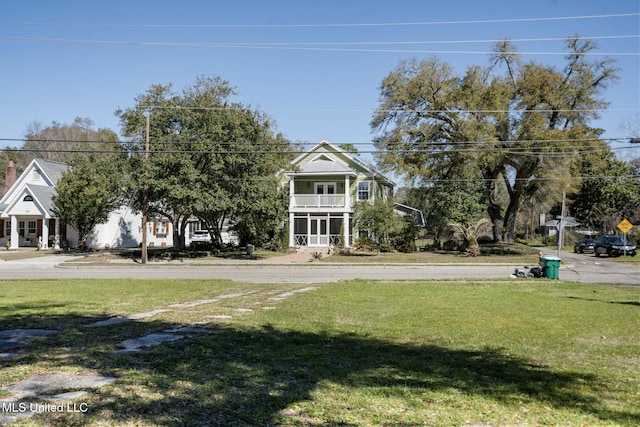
[298,158,355,174]
[394,203,426,227]
[36,159,68,184]
[543,216,581,228]
[27,184,57,215]
[0,184,57,219]
[287,140,394,186]
[0,158,68,206]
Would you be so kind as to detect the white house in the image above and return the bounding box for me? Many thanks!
[0,158,173,250]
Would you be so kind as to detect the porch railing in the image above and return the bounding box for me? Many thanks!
[294,234,342,247]
[292,194,345,208]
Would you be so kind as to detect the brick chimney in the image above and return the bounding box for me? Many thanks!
[3,159,16,196]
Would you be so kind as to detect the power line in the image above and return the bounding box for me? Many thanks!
[2,144,634,157]
[140,35,638,47]
[1,35,637,47]
[1,136,635,147]
[0,13,637,29]
[1,102,635,114]
[136,105,638,114]
[1,36,637,56]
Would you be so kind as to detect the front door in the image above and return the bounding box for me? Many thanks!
[310,217,328,246]
[315,182,336,207]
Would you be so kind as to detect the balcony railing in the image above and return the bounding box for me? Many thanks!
[292,194,346,208]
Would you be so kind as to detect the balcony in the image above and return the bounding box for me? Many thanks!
[292,194,346,208]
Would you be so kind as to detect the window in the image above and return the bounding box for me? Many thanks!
[18,221,25,237]
[315,182,336,195]
[154,221,168,237]
[28,221,37,235]
[357,181,370,201]
[1,220,7,238]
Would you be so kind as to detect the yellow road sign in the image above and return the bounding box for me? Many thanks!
[617,219,633,234]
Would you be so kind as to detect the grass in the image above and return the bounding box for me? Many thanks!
[58,248,285,265]
[0,250,60,261]
[0,278,638,426]
[7,242,638,266]
[329,242,541,265]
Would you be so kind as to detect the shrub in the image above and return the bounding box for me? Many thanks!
[442,240,459,251]
[354,237,375,251]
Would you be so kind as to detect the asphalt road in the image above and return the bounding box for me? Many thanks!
[0,251,638,286]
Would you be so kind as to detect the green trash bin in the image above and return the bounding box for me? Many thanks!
[540,255,561,279]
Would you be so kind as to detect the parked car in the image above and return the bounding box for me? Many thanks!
[574,238,595,254]
[190,230,211,243]
[594,235,637,257]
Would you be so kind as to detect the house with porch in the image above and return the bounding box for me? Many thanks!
[0,158,173,250]
[281,140,397,249]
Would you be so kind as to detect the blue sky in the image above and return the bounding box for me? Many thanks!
[1,0,638,164]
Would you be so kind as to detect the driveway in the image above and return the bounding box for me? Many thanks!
[546,250,640,286]
[0,251,638,286]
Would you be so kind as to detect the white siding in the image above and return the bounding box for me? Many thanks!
[83,207,174,250]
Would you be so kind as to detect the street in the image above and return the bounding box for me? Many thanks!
[0,251,638,286]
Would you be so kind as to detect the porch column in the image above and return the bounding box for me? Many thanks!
[344,175,350,210]
[307,214,311,247]
[10,216,18,249]
[343,212,350,248]
[289,212,295,247]
[326,213,331,248]
[41,218,49,249]
[54,219,61,249]
[289,176,295,209]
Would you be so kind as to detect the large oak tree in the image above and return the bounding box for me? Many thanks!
[116,76,293,249]
[371,38,618,242]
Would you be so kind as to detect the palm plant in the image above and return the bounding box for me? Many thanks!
[448,218,491,257]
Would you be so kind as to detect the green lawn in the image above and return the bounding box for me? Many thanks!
[0,279,638,426]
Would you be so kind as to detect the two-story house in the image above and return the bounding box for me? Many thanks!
[282,140,395,249]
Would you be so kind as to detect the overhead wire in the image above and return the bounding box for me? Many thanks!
[0,36,637,56]
[1,12,637,28]
[0,12,637,55]
[0,136,635,147]
[0,12,636,165]
[2,144,635,157]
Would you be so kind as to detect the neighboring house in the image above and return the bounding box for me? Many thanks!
[0,158,173,250]
[394,203,426,228]
[539,214,588,237]
[281,140,399,249]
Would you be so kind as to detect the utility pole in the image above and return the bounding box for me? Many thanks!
[557,190,566,258]
[141,112,150,264]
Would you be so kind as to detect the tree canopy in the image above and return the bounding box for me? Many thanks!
[570,152,640,234]
[23,117,119,164]
[1,118,119,191]
[52,154,127,249]
[371,37,619,243]
[116,76,293,249]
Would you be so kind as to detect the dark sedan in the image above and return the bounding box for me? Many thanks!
[574,238,595,254]
[594,235,637,257]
